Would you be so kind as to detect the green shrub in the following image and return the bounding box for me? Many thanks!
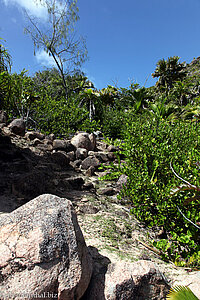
[0,70,37,122]
[31,93,99,136]
[115,113,200,266]
[101,108,127,139]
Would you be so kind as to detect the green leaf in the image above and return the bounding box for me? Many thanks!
[166,285,199,300]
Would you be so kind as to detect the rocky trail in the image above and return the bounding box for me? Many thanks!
[0,117,199,299]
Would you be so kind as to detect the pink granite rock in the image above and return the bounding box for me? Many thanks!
[0,194,93,300]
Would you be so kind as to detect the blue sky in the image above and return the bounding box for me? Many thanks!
[1,0,200,89]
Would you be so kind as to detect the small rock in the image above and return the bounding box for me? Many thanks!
[8,118,25,136]
[88,151,108,162]
[98,187,116,196]
[71,133,96,151]
[53,139,66,150]
[86,166,96,176]
[78,204,99,214]
[32,138,43,146]
[2,126,13,136]
[76,148,88,160]
[82,182,94,190]
[37,144,53,152]
[0,110,7,124]
[67,151,75,161]
[47,133,55,141]
[107,152,116,161]
[51,151,70,166]
[71,159,82,169]
[89,133,96,150]
[63,176,85,189]
[0,123,5,129]
[83,256,169,300]
[93,130,103,139]
[65,140,76,152]
[81,197,89,202]
[25,131,45,141]
[43,138,53,145]
[81,157,100,170]
[104,260,169,300]
[107,145,118,152]
[117,174,128,188]
[96,141,108,151]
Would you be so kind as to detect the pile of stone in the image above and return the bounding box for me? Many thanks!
[0,116,121,211]
[1,117,117,177]
[1,115,200,299]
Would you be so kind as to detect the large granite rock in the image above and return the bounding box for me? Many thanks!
[83,252,169,300]
[0,194,93,299]
[104,260,169,299]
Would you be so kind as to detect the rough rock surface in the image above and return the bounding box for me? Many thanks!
[8,118,25,136]
[71,133,96,151]
[0,194,93,300]
[25,131,45,141]
[104,260,169,300]
[76,148,88,160]
[51,151,70,166]
[0,110,7,124]
[82,252,169,300]
[89,133,96,150]
[81,156,100,170]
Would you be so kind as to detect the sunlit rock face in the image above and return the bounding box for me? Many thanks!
[0,194,93,300]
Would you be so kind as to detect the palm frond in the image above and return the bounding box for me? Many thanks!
[166,285,199,300]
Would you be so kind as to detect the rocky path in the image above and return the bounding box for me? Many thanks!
[0,123,199,298]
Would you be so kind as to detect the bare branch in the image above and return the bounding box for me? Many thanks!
[177,206,200,230]
[170,161,196,189]
[24,0,87,100]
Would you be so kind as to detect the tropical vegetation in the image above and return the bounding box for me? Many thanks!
[0,20,200,269]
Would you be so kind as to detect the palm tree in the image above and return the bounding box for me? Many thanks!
[152,56,186,90]
[78,88,100,121]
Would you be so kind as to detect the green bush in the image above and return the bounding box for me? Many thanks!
[101,108,127,139]
[115,113,200,266]
[31,93,99,136]
[0,70,37,122]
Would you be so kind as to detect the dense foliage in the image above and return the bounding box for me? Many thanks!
[0,40,199,267]
[114,114,200,267]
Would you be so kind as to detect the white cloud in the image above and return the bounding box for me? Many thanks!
[2,0,48,18]
[35,49,56,67]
